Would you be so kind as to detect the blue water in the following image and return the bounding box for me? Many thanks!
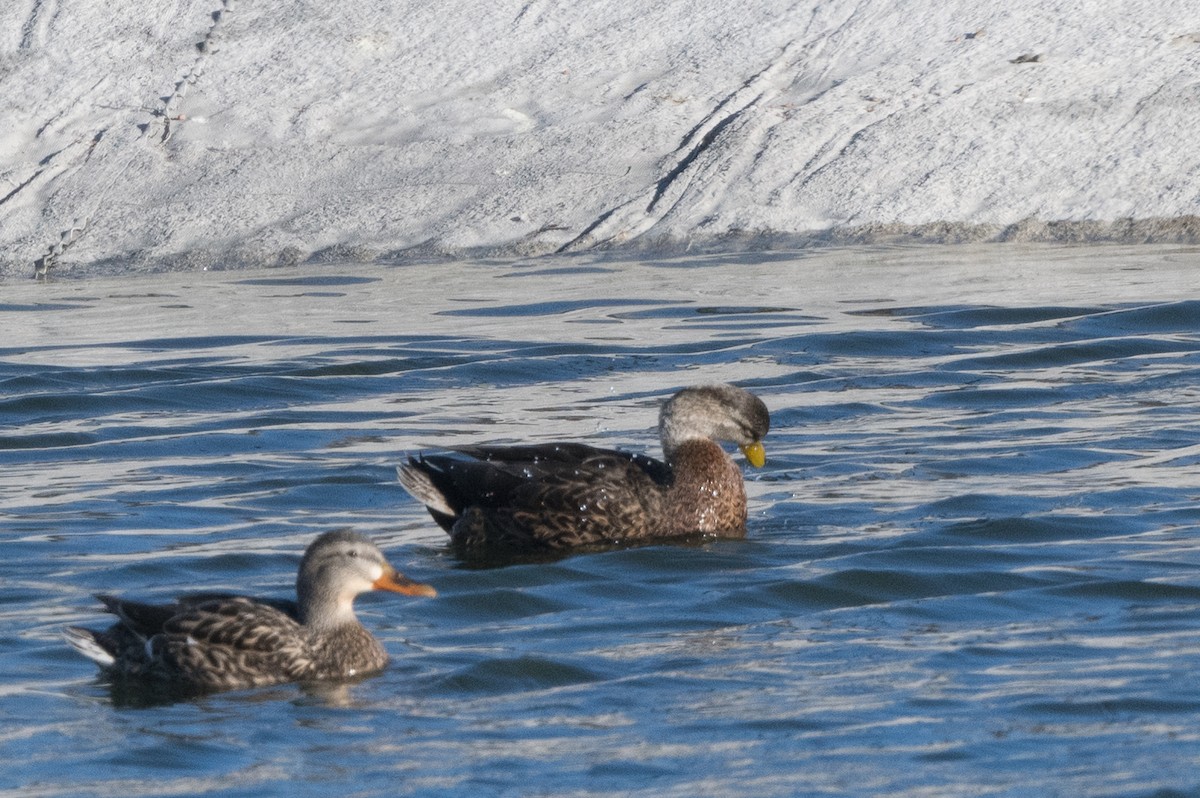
[3,245,1200,796]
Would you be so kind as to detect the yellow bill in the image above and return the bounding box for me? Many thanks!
[739,441,766,468]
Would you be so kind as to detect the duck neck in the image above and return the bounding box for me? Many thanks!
[298,581,361,633]
[664,439,747,536]
[666,438,739,480]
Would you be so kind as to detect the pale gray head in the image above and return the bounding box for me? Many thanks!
[296,530,436,631]
[658,384,770,466]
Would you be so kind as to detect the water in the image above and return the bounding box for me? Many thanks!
[3,245,1200,797]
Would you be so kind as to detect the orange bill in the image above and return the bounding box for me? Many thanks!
[374,567,437,597]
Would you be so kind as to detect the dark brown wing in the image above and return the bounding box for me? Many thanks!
[448,443,674,486]
[85,595,186,670]
[411,443,671,548]
[97,594,178,637]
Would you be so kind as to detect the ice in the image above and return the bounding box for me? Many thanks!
[3,0,1199,279]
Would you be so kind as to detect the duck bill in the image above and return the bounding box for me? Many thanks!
[739,441,766,468]
[374,567,437,598]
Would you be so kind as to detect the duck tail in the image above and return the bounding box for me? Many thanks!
[396,460,456,517]
[63,626,116,667]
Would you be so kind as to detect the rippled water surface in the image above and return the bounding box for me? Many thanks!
[4,245,1200,797]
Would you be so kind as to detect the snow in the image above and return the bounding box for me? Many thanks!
[3,0,1199,279]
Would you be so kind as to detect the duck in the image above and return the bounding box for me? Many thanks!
[64,529,436,693]
[397,383,769,551]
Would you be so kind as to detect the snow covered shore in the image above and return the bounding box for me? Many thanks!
[3,0,1199,279]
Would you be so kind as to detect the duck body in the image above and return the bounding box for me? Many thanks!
[398,384,769,551]
[68,595,379,691]
[65,530,436,693]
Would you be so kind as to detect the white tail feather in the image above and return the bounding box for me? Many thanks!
[63,627,115,667]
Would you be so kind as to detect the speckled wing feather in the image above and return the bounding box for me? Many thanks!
[100,593,300,637]
[156,598,313,690]
[497,456,667,548]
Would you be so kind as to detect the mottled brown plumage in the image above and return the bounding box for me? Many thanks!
[397,384,770,552]
[64,530,436,694]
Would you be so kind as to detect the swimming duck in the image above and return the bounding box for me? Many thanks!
[397,383,769,551]
[64,530,436,693]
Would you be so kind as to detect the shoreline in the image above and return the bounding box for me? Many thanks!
[16,215,1200,282]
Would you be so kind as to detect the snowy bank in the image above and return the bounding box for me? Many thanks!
[3,0,1200,279]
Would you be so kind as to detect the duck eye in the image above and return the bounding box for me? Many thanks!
[348,549,358,558]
